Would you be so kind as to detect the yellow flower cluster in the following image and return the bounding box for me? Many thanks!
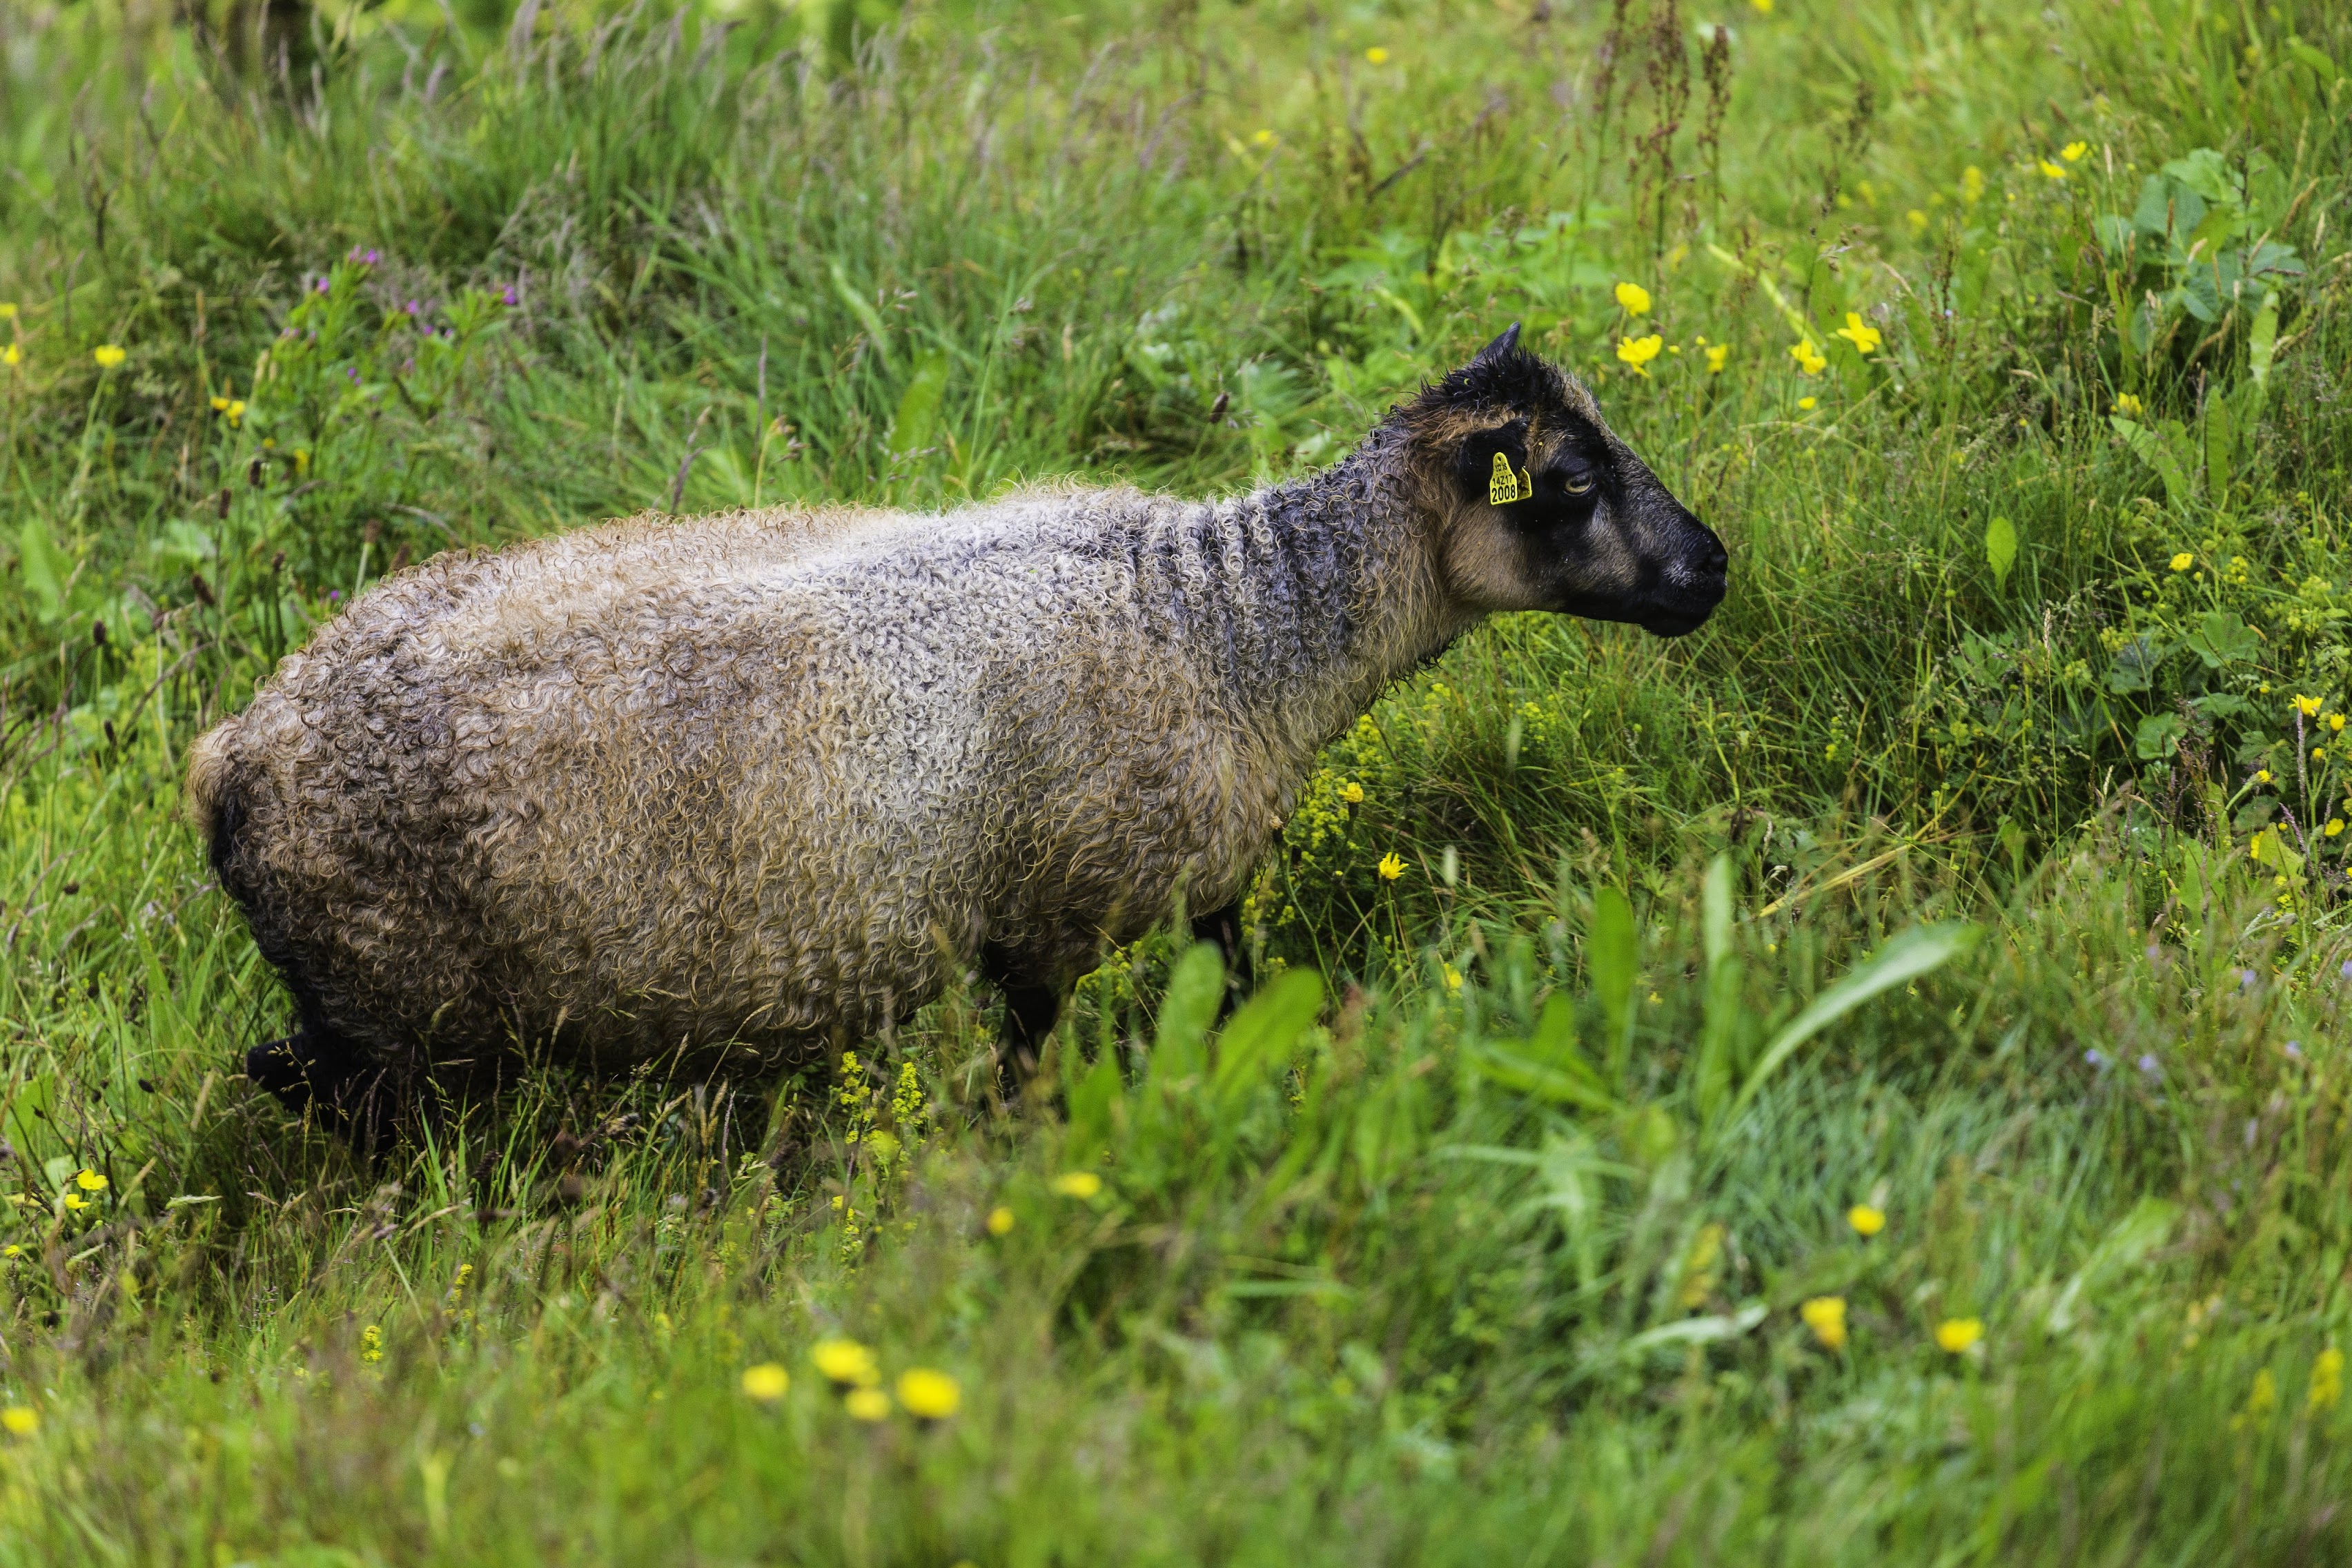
[1616,334,1663,375]
[774,1337,962,1422]
[1787,337,1827,376]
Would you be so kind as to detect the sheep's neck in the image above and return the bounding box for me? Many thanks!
[1196,435,1467,768]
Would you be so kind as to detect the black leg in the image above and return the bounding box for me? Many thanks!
[1189,898,1253,1013]
[979,942,1064,1091]
[245,1028,407,1150]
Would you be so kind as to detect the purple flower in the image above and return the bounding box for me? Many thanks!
[2084,1048,2108,1070]
[2238,968,2260,990]
[313,276,331,294]
[2144,944,2162,961]
[2341,959,2352,980]
[405,300,422,317]
[2137,1053,2161,1077]
[2285,1040,2304,1059]
[328,589,342,602]
[502,285,520,306]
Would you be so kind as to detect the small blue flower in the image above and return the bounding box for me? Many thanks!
[2084,1048,2108,1069]
[2238,968,2260,990]
[2137,1053,2161,1077]
[2285,1040,2304,1059]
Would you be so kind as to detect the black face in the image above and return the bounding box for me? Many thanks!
[1452,410,1729,638]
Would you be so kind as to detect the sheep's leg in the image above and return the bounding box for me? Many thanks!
[245,1029,411,1150]
[1189,899,1253,1015]
[978,942,1064,1089]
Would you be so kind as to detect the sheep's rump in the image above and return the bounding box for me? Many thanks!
[195,498,1270,1073]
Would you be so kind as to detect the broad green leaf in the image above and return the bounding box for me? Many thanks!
[2185,609,2259,668]
[2134,712,2184,761]
[1723,923,1981,1126]
[1469,1041,1618,1113]
[1150,942,1224,1084]
[1701,854,1735,971]
[887,349,950,460]
[2286,39,2340,82]
[2112,415,2196,509]
[1984,513,2017,589]
[827,259,892,367]
[2204,393,2234,502]
[1587,888,1637,1088]
[1066,1047,1125,1164]
[2047,1199,2179,1333]
[17,518,68,619]
[1213,968,1323,1109]
[2247,295,2280,393]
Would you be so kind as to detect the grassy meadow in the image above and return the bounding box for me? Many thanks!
[4,0,2352,1558]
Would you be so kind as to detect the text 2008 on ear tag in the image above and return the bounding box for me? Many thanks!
[1488,451,1520,505]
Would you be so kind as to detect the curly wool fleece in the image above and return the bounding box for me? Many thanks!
[188,333,1724,1104]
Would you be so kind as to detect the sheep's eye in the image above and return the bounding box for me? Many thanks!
[1562,470,1596,496]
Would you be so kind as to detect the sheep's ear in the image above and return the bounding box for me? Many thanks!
[1471,322,1522,364]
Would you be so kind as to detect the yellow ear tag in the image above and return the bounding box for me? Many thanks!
[1488,451,1520,506]
[1518,464,1533,499]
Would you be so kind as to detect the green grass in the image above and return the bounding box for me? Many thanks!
[4,0,2352,1558]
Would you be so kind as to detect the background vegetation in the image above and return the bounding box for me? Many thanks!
[3,0,2351,1558]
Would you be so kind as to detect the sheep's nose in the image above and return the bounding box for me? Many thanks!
[1703,541,1729,577]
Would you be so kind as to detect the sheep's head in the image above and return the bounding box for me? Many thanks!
[1404,324,1728,638]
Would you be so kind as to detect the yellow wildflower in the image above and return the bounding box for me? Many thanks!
[844,1388,892,1420]
[92,344,126,369]
[1377,852,1405,881]
[1442,963,1463,994]
[1364,46,1390,64]
[1833,312,1883,354]
[1934,1317,1983,1353]
[74,1169,107,1192]
[62,1195,85,1212]
[1797,396,1818,411]
[1251,129,1276,148]
[1050,1170,1103,1199]
[1,345,18,368]
[1338,781,1364,804]
[2327,820,2344,838]
[1905,208,1928,233]
[0,1407,33,1436]
[211,395,230,411]
[1705,344,1729,373]
[2038,159,2068,181]
[2115,393,2144,416]
[1800,1296,1848,1351]
[2311,1348,2344,1412]
[2248,1368,2278,1416]
[1614,282,1652,317]
[2256,770,2273,785]
[2168,552,2193,571]
[0,303,15,319]
[1616,333,1663,375]
[896,1368,961,1420]
[1788,337,1827,375]
[986,1205,1015,1237]
[1750,0,1772,12]
[741,1362,791,1402]
[360,1325,384,1364]
[2296,694,2324,718]
[1847,1204,1885,1237]
[2331,714,2346,732]
[1961,166,1985,204]
[2061,140,2090,162]
[812,1338,882,1389]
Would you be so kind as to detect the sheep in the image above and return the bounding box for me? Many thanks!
[187,325,1727,1138]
